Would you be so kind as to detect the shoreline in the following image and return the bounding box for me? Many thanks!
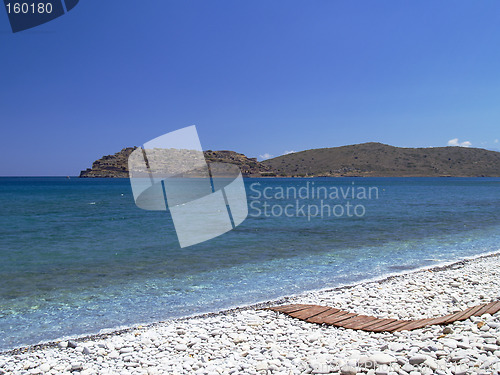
[3,249,499,357]
[2,249,500,374]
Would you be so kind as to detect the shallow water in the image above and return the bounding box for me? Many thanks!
[0,177,499,351]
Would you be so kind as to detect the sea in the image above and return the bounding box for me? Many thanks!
[0,177,499,351]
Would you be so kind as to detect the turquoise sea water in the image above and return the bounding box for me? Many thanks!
[0,177,499,351]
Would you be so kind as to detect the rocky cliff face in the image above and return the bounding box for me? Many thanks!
[79,148,274,178]
[80,147,136,178]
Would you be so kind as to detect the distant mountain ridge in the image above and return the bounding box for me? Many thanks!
[79,143,500,178]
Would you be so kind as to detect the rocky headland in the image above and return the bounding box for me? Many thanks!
[79,143,500,178]
[79,148,274,178]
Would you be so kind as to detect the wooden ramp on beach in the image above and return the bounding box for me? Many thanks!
[267,301,500,332]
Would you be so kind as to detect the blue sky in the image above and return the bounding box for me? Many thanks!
[1,1,499,175]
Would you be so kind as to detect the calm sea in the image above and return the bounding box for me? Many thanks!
[0,177,499,351]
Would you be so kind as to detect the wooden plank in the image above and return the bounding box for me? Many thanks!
[486,301,500,315]
[392,320,421,332]
[371,320,410,333]
[456,304,487,321]
[323,312,358,325]
[347,316,387,330]
[334,314,366,327]
[472,303,487,316]
[473,302,497,318]
[443,304,492,324]
[415,316,442,329]
[343,316,380,330]
[440,310,468,325]
[396,318,435,331]
[420,313,457,327]
[268,300,500,333]
[306,308,340,323]
[446,306,478,323]
[383,320,414,332]
[287,306,316,319]
[338,315,377,329]
[361,318,398,331]
[317,310,350,322]
[338,315,376,328]
[290,306,331,320]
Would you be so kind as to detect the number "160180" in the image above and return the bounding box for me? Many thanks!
[6,2,53,14]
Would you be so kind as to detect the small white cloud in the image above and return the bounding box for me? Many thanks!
[447,138,472,147]
[259,153,274,160]
[283,150,296,155]
[495,139,499,143]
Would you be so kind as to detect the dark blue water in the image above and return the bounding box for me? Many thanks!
[0,177,499,351]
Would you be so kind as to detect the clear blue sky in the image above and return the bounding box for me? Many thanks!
[1,1,499,175]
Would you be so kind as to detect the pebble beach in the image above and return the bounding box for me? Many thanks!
[1,252,500,375]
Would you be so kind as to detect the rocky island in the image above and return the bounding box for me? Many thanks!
[80,143,500,178]
[79,148,275,178]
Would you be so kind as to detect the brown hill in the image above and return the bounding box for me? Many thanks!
[262,143,500,177]
[79,148,273,178]
[80,143,500,178]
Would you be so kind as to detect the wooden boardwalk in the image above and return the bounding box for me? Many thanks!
[267,301,500,332]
